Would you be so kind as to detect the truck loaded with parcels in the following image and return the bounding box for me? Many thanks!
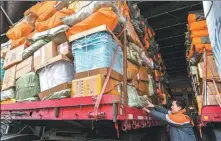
[1,1,221,141]
[0,1,169,141]
[186,1,221,141]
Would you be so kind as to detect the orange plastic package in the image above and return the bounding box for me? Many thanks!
[189,20,207,31]
[195,44,212,52]
[188,43,212,60]
[25,1,58,22]
[24,2,45,16]
[67,8,118,38]
[187,12,204,24]
[11,37,29,49]
[191,30,209,38]
[6,21,34,40]
[36,8,74,32]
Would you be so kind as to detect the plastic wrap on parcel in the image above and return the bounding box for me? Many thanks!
[68,1,92,12]
[148,74,154,96]
[22,39,48,60]
[16,72,40,101]
[63,1,113,27]
[43,89,71,100]
[38,61,74,92]
[140,52,154,69]
[128,85,146,108]
[1,88,15,101]
[29,25,69,43]
[67,8,118,37]
[192,37,210,44]
[188,11,205,23]
[72,31,123,75]
[6,21,34,40]
[36,8,74,32]
[127,42,142,66]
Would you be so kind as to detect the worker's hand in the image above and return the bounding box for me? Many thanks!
[142,107,150,113]
[145,100,154,108]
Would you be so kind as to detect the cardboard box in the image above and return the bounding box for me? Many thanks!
[153,70,161,81]
[38,82,71,100]
[196,95,219,106]
[198,55,220,79]
[16,56,33,79]
[57,42,73,59]
[127,61,139,80]
[138,81,149,94]
[161,94,167,105]
[2,65,16,90]
[53,32,68,46]
[138,66,149,81]
[74,67,123,81]
[36,54,72,72]
[4,45,24,69]
[130,80,149,95]
[34,41,57,71]
[207,81,221,95]
[71,74,121,97]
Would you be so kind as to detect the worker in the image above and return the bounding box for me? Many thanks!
[143,99,196,141]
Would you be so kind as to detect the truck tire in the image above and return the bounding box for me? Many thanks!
[212,128,221,141]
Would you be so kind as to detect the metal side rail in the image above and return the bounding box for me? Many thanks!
[0,94,162,128]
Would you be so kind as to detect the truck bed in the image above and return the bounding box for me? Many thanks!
[0,94,158,124]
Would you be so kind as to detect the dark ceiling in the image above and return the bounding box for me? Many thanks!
[138,1,203,89]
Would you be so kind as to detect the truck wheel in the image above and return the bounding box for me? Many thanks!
[212,128,221,141]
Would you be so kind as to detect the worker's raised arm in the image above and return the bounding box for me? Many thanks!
[150,109,191,127]
[153,105,170,114]
[145,100,170,114]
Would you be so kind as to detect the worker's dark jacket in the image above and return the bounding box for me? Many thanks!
[150,106,196,141]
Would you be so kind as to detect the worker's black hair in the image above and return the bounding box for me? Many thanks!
[174,99,186,110]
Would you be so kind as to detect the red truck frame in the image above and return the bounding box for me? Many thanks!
[0,94,162,133]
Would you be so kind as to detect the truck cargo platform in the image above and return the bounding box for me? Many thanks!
[0,94,159,125]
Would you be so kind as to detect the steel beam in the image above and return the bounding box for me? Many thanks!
[160,43,184,49]
[146,2,202,19]
[166,66,186,70]
[168,70,187,74]
[161,50,186,55]
[155,22,187,31]
[0,6,14,26]
[157,34,185,41]
[164,56,185,60]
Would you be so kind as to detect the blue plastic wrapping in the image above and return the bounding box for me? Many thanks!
[72,31,123,75]
[1,58,5,80]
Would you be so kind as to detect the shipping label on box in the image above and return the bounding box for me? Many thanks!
[34,41,57,71]
[2,65,16,90]
[16,56,33,79]
[71,74,121,97]
[4,45,24,69]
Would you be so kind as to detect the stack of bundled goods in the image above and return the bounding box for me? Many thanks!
[185,11,221,113]
[0,1,170,107]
